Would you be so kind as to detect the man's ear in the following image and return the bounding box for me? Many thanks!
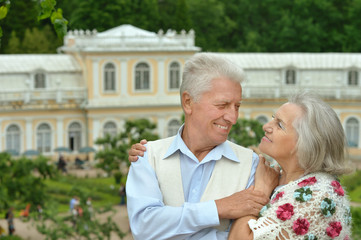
[182,91,193,114]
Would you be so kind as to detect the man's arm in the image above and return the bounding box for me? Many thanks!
[126,148,221,240]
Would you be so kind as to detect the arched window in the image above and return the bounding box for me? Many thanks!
[285,69,296,84]
[6,124,20,153]
[168,119,181,137]
[103,121,117,137]
[169,62,181,89]
[68,122,82,151]
[348,70,358,86]
[346,117,359,147]
[35,72,46,88]
[37,123,51,153]
[104,63,116,91]
[135,62,150,90]
[256,116,268,125]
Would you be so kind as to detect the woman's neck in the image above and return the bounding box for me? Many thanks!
[279,169,305,185]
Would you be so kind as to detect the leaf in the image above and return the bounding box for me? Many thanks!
[53,18,68,39]
[38,0,56,20]
[0,5,8,20]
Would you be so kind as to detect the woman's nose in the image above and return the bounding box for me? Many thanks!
[263,122,272,132]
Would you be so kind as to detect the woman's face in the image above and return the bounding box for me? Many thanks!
[259,103,304,162]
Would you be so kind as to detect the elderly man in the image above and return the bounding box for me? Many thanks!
[126,53,270,239]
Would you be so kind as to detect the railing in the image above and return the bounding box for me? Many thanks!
[242,85,361,100]
[0,87,87,104]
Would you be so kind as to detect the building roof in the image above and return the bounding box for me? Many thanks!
[215,53,361,69]
[0,54,82,74]
[60,24,200,52]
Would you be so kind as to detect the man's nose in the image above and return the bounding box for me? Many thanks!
[224,108,238,124]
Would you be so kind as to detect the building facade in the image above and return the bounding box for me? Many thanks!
[0,25,360,165]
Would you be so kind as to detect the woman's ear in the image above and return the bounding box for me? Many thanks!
[182,91,192,115]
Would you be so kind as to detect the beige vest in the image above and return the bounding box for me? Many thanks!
[147,136,253,231]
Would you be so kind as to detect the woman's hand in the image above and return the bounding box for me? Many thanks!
[128,139,147,162]
[255,154,280,197]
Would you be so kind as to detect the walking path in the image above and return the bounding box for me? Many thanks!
[0,205,133,240]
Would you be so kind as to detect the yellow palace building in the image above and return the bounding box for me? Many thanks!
[0,24,360,167]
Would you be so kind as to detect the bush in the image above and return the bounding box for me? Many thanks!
[351,207,361,239]
[341,170,361,192]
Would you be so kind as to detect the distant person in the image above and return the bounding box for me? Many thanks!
[5,207,15,235]
[119,184,126,205]
[69,196,79,212]
[37,205,43,220]
[57,155,67,173]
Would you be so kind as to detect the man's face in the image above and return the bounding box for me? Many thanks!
[189,77,242,147]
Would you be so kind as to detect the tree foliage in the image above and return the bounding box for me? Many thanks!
[95,119,159,176]
[4,0,361,53]
[0,153,56,211]
[228,118,264,148]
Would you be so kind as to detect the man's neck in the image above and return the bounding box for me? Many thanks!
[181,126,216,162]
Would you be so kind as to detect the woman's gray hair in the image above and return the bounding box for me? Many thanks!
[180,53,245,103]
[289,91,352,176]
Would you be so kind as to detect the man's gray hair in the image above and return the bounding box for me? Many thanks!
[290,91,352,176]
[180,53,245,103]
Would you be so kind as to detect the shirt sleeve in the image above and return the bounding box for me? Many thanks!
[126,149,221,240]
[245,152,259,189]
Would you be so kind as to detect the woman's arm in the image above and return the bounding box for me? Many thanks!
[228,155,280,240]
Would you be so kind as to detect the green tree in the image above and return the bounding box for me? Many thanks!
[95,119,159,177]
[0,0,67,51]
[4,30,21,53]
[228,118,264,148]
[187,0,229,51]
[21,25,61,53]
[0,153,56,210]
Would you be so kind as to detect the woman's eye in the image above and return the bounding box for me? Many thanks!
[278,122,285,130]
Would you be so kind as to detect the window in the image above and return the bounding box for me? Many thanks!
[135,62,150,90]
[6,124,20,154]
[103,121,117,137]
[346,118,359,147]
[168,119,181,137]
[68,122,82,151]
[104,63,116,91]
[35,73,46,88]
[256,116,268,125]
[348,70,358,86]
[169,62,181,89]
[285,70,296,84]
[37,123,51,153]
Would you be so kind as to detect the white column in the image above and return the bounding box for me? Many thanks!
[158,59,165,96]
[120,60,128,96]
[93,118,101,146]
[157,117,166,138]
[243,109,251,120]
[25,118,33,150]
[57,118,64,147]
[92,60,100,98]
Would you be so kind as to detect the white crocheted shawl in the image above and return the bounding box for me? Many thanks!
[248,172,352,240]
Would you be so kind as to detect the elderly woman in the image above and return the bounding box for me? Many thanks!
[229,92,352,239]
[128,92,352,240]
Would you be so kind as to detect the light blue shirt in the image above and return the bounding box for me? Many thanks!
[126,130,259,240]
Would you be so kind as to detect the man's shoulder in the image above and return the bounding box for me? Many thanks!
[225,140,253,153]
[148,136,176,146]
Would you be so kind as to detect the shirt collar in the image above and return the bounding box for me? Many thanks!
[163,124,240,163]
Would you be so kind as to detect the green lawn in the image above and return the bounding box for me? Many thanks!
[44,175,121,213]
